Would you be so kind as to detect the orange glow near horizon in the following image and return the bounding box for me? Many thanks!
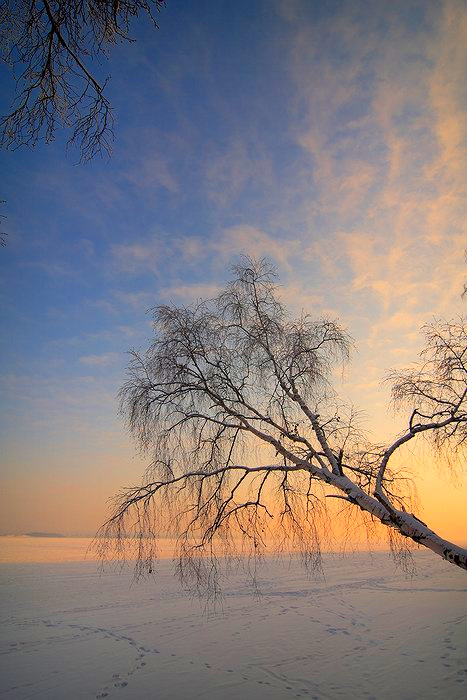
[1,1,466,561]
[1,443,466,557]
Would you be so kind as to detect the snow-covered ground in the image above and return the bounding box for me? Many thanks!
[1,549,466,699]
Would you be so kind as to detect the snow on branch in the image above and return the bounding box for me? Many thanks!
[96,259,467,585]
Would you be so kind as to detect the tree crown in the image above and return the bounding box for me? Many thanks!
[97,258,467,586]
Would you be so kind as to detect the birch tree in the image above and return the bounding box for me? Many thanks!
[98,258,467,589]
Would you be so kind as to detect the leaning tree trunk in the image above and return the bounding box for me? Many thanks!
[329,472,467,571]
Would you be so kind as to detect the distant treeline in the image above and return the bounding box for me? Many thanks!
[25,532,66,538]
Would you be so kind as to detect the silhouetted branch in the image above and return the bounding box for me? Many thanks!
[1,0,165,160]
[96,259,467,588]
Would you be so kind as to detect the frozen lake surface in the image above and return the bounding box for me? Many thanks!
[1,549,466,699]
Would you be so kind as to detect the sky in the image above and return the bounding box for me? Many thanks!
[0,0,466,542]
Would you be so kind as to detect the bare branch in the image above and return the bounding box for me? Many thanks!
[1,0,165,160]
[378,319,467,503]
[96,260,467,586]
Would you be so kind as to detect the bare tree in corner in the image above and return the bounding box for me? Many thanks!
[97,258,467,593]
[1,0,165,161]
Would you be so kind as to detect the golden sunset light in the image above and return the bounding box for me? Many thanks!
[1,1,466,699]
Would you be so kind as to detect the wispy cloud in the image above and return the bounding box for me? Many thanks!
[159,282,222,304]
[210,226,300,269]
[109,225,301,278]
[119,145,179,195]
[283,0,465,316]
[22,260,73,277]
[203,137,273,208]
[111,289,156,309]
[110,240,161,275]
[78,353,119,366]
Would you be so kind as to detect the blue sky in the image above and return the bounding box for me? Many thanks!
[0,0,466,535]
